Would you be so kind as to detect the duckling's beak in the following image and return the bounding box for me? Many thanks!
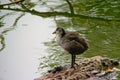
[52,31,56,34]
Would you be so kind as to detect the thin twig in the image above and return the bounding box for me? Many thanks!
[53,16,58,27]
[0,0,24,6]
[19,3,29,10]
[65,0,74,15]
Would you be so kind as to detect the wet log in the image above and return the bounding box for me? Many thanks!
[35,56,119,80]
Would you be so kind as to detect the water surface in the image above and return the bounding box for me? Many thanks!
[0,13,55,80]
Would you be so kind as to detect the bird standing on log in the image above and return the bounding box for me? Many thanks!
[53,27,89,68]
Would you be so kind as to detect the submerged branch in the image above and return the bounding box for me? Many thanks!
[13,13,25,26]
[2,13,25,34]
[0,13,25,51]
[0,34,5,52]
[0,12,14,19]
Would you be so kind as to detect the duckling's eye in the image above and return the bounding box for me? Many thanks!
[58,29,63,32]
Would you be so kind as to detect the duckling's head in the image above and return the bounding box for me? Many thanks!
[52,27,66,37]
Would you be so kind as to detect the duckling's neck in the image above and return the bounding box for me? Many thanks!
[56,31,66,44]
[60,29,66,38]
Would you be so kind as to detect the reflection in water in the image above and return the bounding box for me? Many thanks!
[0,13,25,51]
[0,34,5,51]
[0,13,56,80]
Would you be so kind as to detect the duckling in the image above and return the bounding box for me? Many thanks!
[53,27,89,68]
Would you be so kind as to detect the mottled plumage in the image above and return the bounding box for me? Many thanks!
[53,27,88,68]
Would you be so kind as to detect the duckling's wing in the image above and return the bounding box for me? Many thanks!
[65,32,83,43]
[66,32,88,49]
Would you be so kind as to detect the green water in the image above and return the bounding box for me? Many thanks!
[40,21,120,68]
[38,0,120,79]
[40,0,120,65]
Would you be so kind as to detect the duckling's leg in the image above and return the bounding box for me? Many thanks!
[71,54,76,68]
[74,55,79,66]
[71,54,75,68]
